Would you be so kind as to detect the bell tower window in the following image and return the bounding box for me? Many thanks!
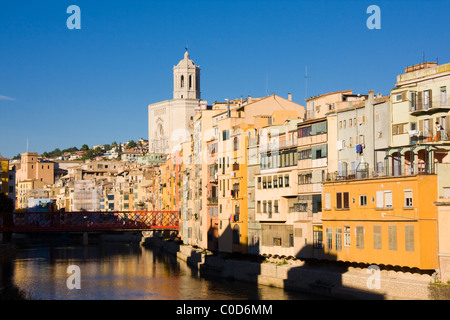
[181,75,184,88]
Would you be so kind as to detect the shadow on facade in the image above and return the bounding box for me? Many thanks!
[284,245,385,300]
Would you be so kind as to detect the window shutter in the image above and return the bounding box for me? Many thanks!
[388,226,397,250]
[376,191,384,208]
[325,193,331,210]
[417,91,422,110]
[343,192,350,209]
[373,226,382,249]
[428,90,432,108]
[402,91,407,101]
[336,192,342,209]
[384,191,393,208]
[405,226,415,251]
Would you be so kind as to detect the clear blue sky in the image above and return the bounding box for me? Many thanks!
[1,0,449,158]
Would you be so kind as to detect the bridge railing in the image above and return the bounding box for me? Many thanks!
[0,211,179,232]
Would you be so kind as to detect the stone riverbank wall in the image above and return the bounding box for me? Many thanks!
[144,237,450,300]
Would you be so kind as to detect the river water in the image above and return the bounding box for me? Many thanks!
[0,243,325,300]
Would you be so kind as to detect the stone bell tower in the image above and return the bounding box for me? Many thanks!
[173,49,201,100]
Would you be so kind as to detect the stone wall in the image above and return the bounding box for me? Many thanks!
[167,240,447,300]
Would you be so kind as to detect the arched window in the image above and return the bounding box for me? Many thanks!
[181,75,184,88]
[189,75,192,89]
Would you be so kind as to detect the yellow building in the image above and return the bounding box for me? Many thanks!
[0,156,9,196]
[322,174,439,271]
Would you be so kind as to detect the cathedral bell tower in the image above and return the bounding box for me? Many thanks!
[173,49,201,100]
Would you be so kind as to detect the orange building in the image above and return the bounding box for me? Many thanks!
[322,174,439,271]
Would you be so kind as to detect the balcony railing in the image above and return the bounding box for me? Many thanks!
[409,95,450,115]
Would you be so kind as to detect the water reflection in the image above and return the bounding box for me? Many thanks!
[4,244,322,300]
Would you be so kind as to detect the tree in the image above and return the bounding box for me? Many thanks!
[126,140,137,149]
[80,144,89,152]
[0,193,14,212]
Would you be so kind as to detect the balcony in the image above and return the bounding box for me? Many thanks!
[409,95,450,116]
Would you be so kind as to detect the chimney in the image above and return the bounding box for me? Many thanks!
[288,93,292,101]
[248,95,252,104]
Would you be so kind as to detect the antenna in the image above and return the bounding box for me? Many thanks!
[305,65,309,101]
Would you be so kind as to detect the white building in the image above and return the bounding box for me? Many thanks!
[148,50,206,155]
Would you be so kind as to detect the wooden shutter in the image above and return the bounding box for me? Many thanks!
[373,225,382,249]
[343,192,350,209]
[388,226,397,250]
[418,91,423,110]
[401,91,407,101]
[428,90,432,108]
[336,192,342,209]
[405,226,415,251]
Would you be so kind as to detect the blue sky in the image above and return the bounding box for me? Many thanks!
[1,0,449,158]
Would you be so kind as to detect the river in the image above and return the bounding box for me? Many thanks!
[0,243,326,300]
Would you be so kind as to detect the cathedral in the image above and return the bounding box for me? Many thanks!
[148,50,205,155]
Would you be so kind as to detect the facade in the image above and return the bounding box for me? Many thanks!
[332,91,391,179]
[322,174,439,270]
[148,50,206,154]
[0,156,9,196]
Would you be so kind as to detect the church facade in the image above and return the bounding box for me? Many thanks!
[148,51,205,155]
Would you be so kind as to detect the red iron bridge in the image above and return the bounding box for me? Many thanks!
[0,211,179,233]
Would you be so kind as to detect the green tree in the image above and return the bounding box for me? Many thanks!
[80,144,89,152]
[126,140,137,149]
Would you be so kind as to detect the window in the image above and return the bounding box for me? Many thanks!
[298,149,312,160]
[388,226,397,250]
[313,225,323,249]
[274,200,279,213]
[298,126,312,137]
[257,201,261,213]
[359,195,367,206]
[336,192,349,209]
[298,173,312,185]
[394,93,402,102]
[423,89,431,109]
[278,176,283,187]
[335,228,342,251]
[284,175,290,187]
[384,191,393,208]
[410,91,417,111]
[404,190,413,208]
[326,228,333,250]
[441,86,447,106]
[405,226,415,251]
[273,237,282,246]
[356,226,364,249]
[289,234,294,247]
[373,226,382,250]
[233,137,239,151]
